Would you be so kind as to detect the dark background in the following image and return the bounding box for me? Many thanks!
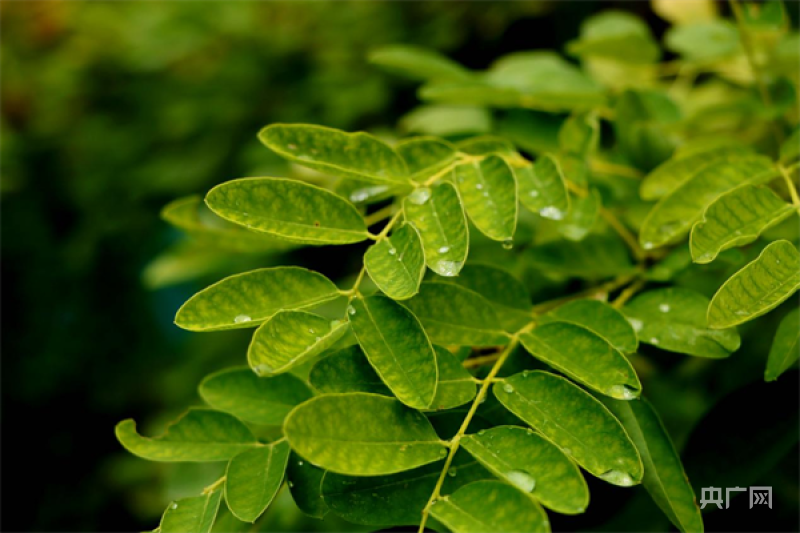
[1,2,797,532]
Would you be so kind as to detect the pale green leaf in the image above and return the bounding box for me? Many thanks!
[558,188,601,241]
[430,480,551,533]
[158,490,222,533]
[624,287,740,358]
[567,11,661,64]
[690,184,796,264]
[396,137,458,181]
[493,371,643,486]
[248,310,349,375]
[403,282,511,346]
[461,426,589,514]
[605,398,704,533]
[708,240,800,328]
[199,368,312,426]
[225,441,290,522]
[404,182,469,277]
[520,322,641,400]
[206,178,368,245]
[284,393,447,475]
[364,223,426,300]
[287,453,328,518]
[321,451,490,526]
[454,155,517,241]
[516,155,570,220]
[349,295,438,409]
[116,409,259,462]
[542,299,638,353]
[400,105,492,137]
[765,308,800,381]
[639,144,748,200]
[175,267,340,332]
[640,155,776,250]
[259,124,409,184]
[368,45,472,81]
[456,135,517,157]
[665,20,740,62]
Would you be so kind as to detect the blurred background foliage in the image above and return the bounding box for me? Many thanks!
[1,1,797,532]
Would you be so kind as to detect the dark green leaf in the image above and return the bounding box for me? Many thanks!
[542,299,638,353]
[158,490,222,533]
[765,308,800,381]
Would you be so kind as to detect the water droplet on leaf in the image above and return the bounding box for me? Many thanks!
[234,314,252,324]
[408,188,432,205]
[347,305,356,316]
[506,470,536,492]
[599,469,635,486]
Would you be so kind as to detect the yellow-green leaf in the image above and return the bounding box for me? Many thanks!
[364,223,426,300]
[690,184,796,264]
[516,155,570,220]
[708,240,800,328]
[454,155,517,241]
[259,124,409,184]
[404,182,469,277]
[225,441,290,522]
[368,45,472,82]
[248,310,349,376]
[206,178,368,245]
[558,188,601,241]
[461,426,589,515]
[348,295,438,409]
[542,299,638,354]
[116,409,259,462]
[493,371,643,486]
[567,11,660,64]
[765,308,800,381]
[158,490,222,533]
[520,322,641,400]
[174,267,340,332]
[284,393,447,475]
[396,137,458,181]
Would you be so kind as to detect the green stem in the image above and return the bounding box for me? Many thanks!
[778,163,800,206]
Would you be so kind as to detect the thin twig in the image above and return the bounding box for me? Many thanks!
[612,278,646,309]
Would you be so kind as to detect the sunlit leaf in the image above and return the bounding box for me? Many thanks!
[174,267,340,332]
[116,409,259,462]
[624,287,740,358]
[541,299,638,353]
[158,490,222,533]
[284,393,447,475]
[404,182,469,277]
[454,155,517,241]
[567,11,661,64]
[400,105,492,137]
[516,155,570,220]
[364,223,426,300]
[199,368,312,426]
[494,371,643,486]
[396,137,458,181]
[206,178,368,245]
[665,20,740,62]
[708,240,800,328]
[225,441,290,522]
[461,426,589,514]
[259,124,409,184]
[348,295,438,409]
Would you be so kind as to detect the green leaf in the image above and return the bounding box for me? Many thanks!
[321,451,490,526]
[404,182,469,277]
[174,267,340,332]
[614,90,680,171]
[437,262,530,312]
[456,135,517,157]
[528,235,634,280]
[708,240,800,328]
[284,393,447,475]
[605,398,703,533]
[403,282,511,346]
[493,371,643,486]
[396,137,458,180]
[225,441,290,522]
[430,346,478,410]
[690,184,796,264]
[639,155,776,250]
[454,155,517,241]
[309,346,391,396]
[116,409,259,462]
[567,11,661,64]
[158,490,222,533]
[779,127,800,164]
[287,453,328,518]
[199,368,312,426]
[348,295,438,409]
[558,112,599,157]
[765,308,800,381]
[258,124,409,184]
[558,188,601,241]
[364,223,426,300]
[541,299,638,354]
[520,322,641,400]
[516,155,570,220]
[639,143,747,200]
[248,310,349,375]
[206,178,368,245]
[624,288,740,358]
[368,45,472,81]
[461,426,589,515]
[665,20,740,62]
[400,105,492,137]
[430,480,551,533]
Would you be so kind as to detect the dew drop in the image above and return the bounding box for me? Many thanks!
[388,247,397,255]
[435,260,462,277]
[298,460,304,466]
[478,429,486,436]
[253,364,271,376]
[607,384,639,400]
[649,337,660,345]
[330,319,343,328]
[658,303,670,313]
[234,314,252,324]
[482,191,489,197]
[439,448,448,457]
[287,144,297,150]
[599,470,635,486]
[308,328,315,334]
[627,318,643,332]
[506,470,536,492]
[529,190,540,198]
[171,503,178,510]
[447,467,457,477]
[502,239,513,250]
[408,188,432,205]
[562,447,572,456]
[438,245,450,254]
[288,481,295,488]
[642,241,655,250]
[502,383,514,394]
[350,190,370,203]
[476,183,484,190]
[347,305,356,316]
[315,336,321,342]
[539,206,564,220]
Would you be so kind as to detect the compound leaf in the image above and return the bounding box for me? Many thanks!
[225,441,290,522]
[364,223,426,300]
[454,154,517,241]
